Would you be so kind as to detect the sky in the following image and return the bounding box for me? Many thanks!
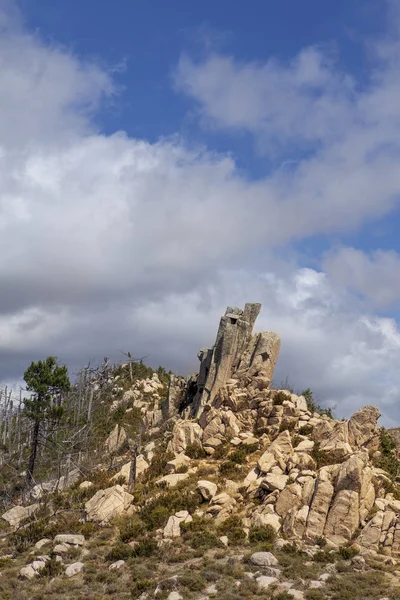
[1,0,400,425]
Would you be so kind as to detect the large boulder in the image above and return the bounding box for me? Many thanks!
[250,551,279,567]
[197,480,218,501]
[348,406,381,450]
[2,503,39,528]
[85,485,133,524]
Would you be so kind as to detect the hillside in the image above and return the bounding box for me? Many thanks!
[1,303,400,600]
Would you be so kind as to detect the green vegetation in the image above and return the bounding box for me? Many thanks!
[301,388,334,418]
[23,356,71,485]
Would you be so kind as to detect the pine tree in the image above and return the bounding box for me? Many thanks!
[23,356,70,487]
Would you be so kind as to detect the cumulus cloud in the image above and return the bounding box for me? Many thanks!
[324,247,400,309]
[1,1,400,425]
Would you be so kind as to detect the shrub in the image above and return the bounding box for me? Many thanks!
[298,425,313,436]
[301,388,334,418]
[312,443,343,469]
[217,516,246,544]
[118,515,146,542]
[132,537,158,557]
[212,444,229,460]
[181,516,220,549]
[229,447,248,464]
[10,518,60,553]
[38,556,64,578]
[315,536,327,548]
[273,391,290,406]
[373,428,400,479]
[219,460,243,480]
[313,549,333,563]
[248,524,276,544]
[338,546,358,560]
[185,443,207,459]
[106,543,133,561]
[179,571,206,591]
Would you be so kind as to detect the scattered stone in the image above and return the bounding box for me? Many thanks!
[250,552,278,567]
[197,480,218,501]
[167,593,183,600]
[109,560,125,570]
[256,575,279,590]
[79,481,94,490]
[163,510,192,538]
[54,534,85,546]
[156,473,190,488]
[167,453,191,473]
[65,562,84,577]
[35,538,51,550]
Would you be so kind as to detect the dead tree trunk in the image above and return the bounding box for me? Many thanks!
[127,442,137,494]
[26,419,40,487]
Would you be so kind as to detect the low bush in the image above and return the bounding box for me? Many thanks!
[338,546,358,561]
[106,543,133,561]
[217,516,246,544]
[117,515,146,543]
[185,443,207,459]
[132,537,158,558]
[248,524,276,544]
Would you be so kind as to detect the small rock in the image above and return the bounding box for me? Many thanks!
[219,535,229,547]
[79,481,93,490]
[109,560,125,570]
[65,562,84,577]
[256,575,278,590]
[288,591,305,600]
[54,534,85,546]
[206,584,218,595]
[309,580,324,589]
[156,473,189,488]
[53,544,70,554]
[19,565,36,579]
[34,538,51,550]
[319,573,330,582]
[167,593,183,600]
[197,480,218,501]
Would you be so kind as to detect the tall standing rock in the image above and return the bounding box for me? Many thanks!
[188,303,280,416]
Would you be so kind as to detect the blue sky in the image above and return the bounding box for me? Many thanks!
[1,0,400,425]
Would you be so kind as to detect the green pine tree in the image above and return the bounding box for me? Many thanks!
[23,356,71,486]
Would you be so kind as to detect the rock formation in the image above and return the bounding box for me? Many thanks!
[2,301,400,599]
[165,303,280,418]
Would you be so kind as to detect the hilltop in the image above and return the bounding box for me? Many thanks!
[0,303,399,600]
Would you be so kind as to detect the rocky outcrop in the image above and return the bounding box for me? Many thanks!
[166,303,280,418]
[168,421,203,455]
[105,424,127,454]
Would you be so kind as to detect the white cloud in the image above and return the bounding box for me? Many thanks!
[1,2,400,426]
[176,48,355,149]
[324,247,400,309]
